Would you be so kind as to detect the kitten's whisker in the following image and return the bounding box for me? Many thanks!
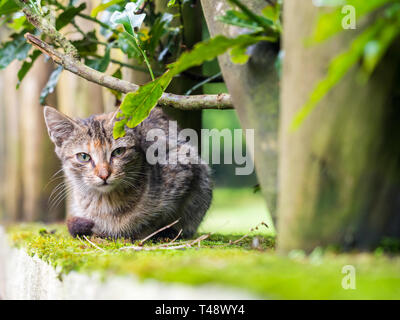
[120,180,138,191]
[48,182,66,204]
[50,192,69,211]
[50,184,77,211]
[49,187,69,209]
[126,171,147,177]
[48,183,75,210]
[44,169,65,190]
[49,167,64,180]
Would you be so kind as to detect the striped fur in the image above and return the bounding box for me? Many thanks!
[44,106,212,240]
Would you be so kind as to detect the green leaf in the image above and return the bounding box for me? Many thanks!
[117,31,142,59]
[167,34,273,76]
[40,66,63,105]
[7,14,26,31]
[17,49,41,88]
[146,13,173,55]
[227,0,274,33]
[91,0,124,18]
[113,67,122,80]
[0,0,19,15]
[85,45,111,72]
[0,32,31,70]
[56,3,87,30]
[262,3,281,23]
[114,73,172,139]
[115,33,272,137]
[108,68,123,100]
[291,18,386,130]
[230,45,250,64]
[113,119,127,139]
[362,19,400,75]
[72,30,98,55]
[167,0,176,8]
[217,10,263,32]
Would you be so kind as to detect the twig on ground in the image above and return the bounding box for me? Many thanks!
[83,235,105,252]
[164,228,183,246]
[188,233,211,246]
[138,219,180,246]
[120,232,211,251]
[229,221,269,245]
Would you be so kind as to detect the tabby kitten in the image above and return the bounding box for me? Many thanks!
[44,106,212,240]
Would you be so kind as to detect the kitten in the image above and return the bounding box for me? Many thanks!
[43,106,212,240]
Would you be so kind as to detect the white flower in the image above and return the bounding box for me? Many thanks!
[110,2,146,34]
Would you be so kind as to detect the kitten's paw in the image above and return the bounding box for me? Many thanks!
[67,216,95,237]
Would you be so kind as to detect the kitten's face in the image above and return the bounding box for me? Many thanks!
[44,106,142,193]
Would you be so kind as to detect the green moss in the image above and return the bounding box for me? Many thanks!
[6,224,400,299]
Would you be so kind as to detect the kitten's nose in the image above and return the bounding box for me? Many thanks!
[95,163,111,182]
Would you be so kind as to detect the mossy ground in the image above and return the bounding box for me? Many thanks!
[7,223,400,299]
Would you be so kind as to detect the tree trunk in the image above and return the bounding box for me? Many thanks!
[201,0,279,216]
[278,1,400,252]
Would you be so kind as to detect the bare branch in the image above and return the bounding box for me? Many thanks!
[24,33,234,110]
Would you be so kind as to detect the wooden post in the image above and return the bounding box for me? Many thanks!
[278,1,400,252]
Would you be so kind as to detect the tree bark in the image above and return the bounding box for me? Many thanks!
[201,0,280,216]
[278,1,400,252]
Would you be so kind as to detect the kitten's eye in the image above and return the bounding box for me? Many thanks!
[111,147,126,158]
[76,153,91,163]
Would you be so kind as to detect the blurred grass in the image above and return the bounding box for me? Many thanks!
[199,188,275,235]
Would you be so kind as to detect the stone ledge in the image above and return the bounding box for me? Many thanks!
[0,226,257,300]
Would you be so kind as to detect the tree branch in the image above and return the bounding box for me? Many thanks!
[16,0,79,58]
[25,33,233,110]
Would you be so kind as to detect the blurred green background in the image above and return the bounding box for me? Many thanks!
[199,56,271,235]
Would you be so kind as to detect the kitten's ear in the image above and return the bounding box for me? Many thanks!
[43,106,80,147]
